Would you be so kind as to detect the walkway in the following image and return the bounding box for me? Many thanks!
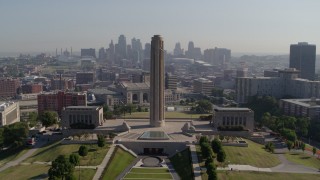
[0,139,47,173]
[217,153,320,174]
[92,144,116,180]
[188,145,202,180]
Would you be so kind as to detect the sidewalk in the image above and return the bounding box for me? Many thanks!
[92,144,116,180]
[188,145,202,180]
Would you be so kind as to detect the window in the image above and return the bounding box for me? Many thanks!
[243,117,246,126]
[223,119,226,125]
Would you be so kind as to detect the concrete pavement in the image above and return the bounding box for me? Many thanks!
[0,139,47,173]
[189,145,202,180]
[92,144,116,180]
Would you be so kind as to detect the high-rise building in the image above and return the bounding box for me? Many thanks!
[173,42,183,56]
[81,48,96,58]
[150,35,165,127]
[165,73,178,90]
[290,42,316,80]
[118,34,127,58]
[193,78,214,96]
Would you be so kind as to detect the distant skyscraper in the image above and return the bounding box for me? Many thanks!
[290,42,316,80]
[118,34,127,58]
[150,35,165,127]
[173,42,183,56]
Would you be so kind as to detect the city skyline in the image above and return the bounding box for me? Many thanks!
[0,0,319,55]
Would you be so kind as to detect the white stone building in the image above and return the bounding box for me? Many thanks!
[236,68,320,104]
[61,106,103,129]
[0,101,20,127]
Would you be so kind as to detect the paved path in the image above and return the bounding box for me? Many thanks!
[271,154,319,174]
[217,154,320,174]
[164,158,180,180]
[188,145,202,180]
[92,144,116,180]
[0,139,47,173]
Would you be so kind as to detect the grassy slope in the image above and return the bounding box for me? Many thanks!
[0,148,28,167]
[0,164,50,180]
[169,148,194,180]
[285,152,320,169]
[101,147,135,180]
[218,171,320,180]
[223,139,281,168]
[124,173,172,179]
[25,141,109,166]
[73,168,96,180]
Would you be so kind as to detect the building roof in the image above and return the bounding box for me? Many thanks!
[214,107,252,112]
[281,98,320,108]
[88,88,118,95]
[65,106,100,110]
[120,82,150,90]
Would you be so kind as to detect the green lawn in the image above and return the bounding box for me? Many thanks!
[124,168,172,179]
[101,147,136,180]
[0,164,96,180]
[123,111,210,119]
[223,139,281,168]
[25,141,109,166]
[0,147,28,167]
[169,148,194,180]
[73,168,96,180]
[285,152,320,169]
[217,171,320,180]
[0,164,50,180]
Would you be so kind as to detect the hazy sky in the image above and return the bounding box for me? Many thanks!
[0,0,319,55]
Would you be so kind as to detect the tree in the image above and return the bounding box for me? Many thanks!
[211,139,222,154]
[28,112,38,128]
[0,128,4,149]
[193,100,212,113]
[211,88,223,97]
[217,150,226,163]
[201,143,214,159]
[313,146,317,156]
[3,122,29,148]
[69,154,80,166]
[225,136,230,143]
[97,134,105,148]
[206,162,217,180]
[48,155,74,180]
[296,117,310,137]
[301,142,306,153]
[199,136,209,145]
[287,141,293,151]
[219,135,224,142]
[39,111,58,128]
[179,100,185,105]
[78,145,88,157]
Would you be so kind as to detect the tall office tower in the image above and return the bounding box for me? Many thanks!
[98,47,107,61]
[118,34,127,58]
[173,42,183,56]
[150,35,165,127]
[290,42,316,80]
[108,40,115,64]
